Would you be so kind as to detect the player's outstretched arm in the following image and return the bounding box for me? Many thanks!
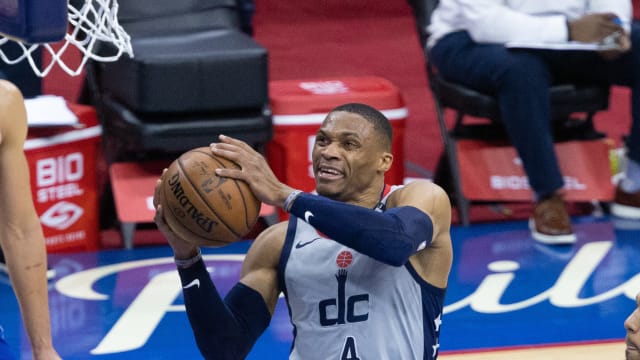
[154,204,272,359]
[154,175,279,360]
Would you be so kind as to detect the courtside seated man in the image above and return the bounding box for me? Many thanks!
[154,103,453,359]
[0,80,61,359]
[427,0,640,245]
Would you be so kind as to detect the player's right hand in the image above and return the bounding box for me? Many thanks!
[211,134,297,210]
[153,170,200,259]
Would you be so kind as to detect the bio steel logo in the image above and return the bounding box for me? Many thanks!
[36,153,86,231]
[40,201,84,230]
[36,152,85,203]
[298,80,349,95]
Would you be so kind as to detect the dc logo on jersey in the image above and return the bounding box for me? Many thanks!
[319,252,369,326]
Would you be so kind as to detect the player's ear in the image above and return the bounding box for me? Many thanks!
[378,151,393,173]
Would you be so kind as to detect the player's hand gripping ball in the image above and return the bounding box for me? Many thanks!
[161,147,261,247]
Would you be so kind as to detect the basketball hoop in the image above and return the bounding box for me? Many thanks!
[0,0,133,77]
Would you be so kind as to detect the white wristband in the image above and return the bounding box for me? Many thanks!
[174,248,202,269]
[284,190,303,213]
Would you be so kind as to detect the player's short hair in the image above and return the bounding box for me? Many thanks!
[330,103,393,150]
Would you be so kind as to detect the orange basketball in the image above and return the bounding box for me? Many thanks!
[160,147,261,247]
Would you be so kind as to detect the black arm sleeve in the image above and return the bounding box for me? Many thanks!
[178,259,271,360]
[289,193,434,266]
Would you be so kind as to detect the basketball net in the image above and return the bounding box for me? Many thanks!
[0,0,133,77]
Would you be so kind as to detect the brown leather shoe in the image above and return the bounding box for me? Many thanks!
[611,186,640,220]
[529,193,576,245]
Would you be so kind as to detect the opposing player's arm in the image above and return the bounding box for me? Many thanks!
[0,80,59,357]
[0,80,39,239]
[387,180,453,288]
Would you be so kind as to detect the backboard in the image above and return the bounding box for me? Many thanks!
[0,0,67,43]
[0,0,132,77]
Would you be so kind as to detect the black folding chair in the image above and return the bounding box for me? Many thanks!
[407,0,610,225]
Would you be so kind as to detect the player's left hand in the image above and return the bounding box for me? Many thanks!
[153,169,200,259]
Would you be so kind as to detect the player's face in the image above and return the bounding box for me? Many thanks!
[312,111,391,202]
[626,293,640,360]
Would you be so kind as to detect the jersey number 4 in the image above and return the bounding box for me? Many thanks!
[341,336,360,360]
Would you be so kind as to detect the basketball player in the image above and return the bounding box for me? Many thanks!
[0,80,61,360]
[154,103,453,359]
[627,292,640,360]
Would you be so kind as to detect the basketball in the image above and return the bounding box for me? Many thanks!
[160,147,261,247]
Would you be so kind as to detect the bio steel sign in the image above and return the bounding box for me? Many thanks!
[25,119,102,252]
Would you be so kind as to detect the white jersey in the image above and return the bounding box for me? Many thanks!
[278,187,446,360]
[427,0,632,48]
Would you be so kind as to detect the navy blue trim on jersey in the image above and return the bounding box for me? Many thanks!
[277,219,298,295]
[289,193,433,266]
[277,218,299,355]
[404,261,447,295]
[404,262,447,360]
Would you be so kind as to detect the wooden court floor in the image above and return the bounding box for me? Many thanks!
[440,341,626,359]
